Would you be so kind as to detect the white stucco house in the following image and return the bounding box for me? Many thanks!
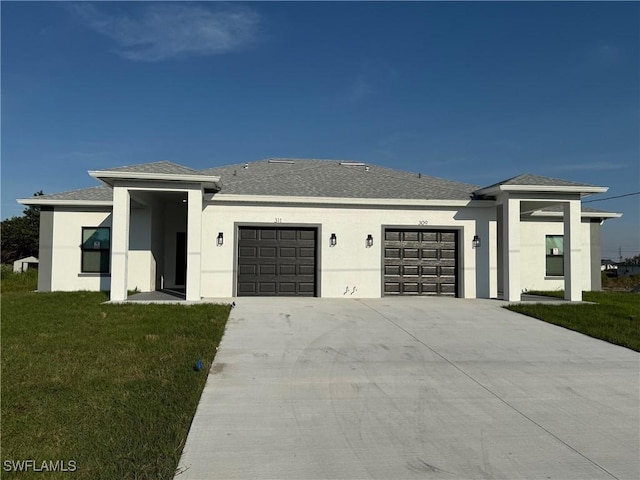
[18,159,621,302]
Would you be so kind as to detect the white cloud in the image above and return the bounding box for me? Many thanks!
[70,3,260,61]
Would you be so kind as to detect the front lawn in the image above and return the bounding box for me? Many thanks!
[1,290,230,479]
[507,291,640,352]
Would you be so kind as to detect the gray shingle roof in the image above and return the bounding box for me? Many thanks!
[33,186,113,202]
[201,158,480,200]
[480,173,597,190]
[97,161,203,176]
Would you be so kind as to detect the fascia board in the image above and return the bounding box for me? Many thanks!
[527,211,622,219]
[88,170,221,186]
[475,185,608,197]
[17,199,113,207]
[208,194,494,208]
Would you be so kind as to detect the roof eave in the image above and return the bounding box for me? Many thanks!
[526,211,622,219]
[474,184,608,197]
[88,170,221,189]
[17,198,113,207]
[208,193,494,207]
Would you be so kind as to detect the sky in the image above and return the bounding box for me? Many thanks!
[2,1,638,261]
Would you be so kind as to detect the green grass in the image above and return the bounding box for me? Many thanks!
[1,264,39,293]
[1,289,230,479]
[507,291,640,352]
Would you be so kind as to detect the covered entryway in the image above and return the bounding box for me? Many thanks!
[237,227,317,296]
[383,229,458,296]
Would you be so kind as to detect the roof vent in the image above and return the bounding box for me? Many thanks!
[339,162,366,166]
[243,163,249,169]
[267,159,295,164]
[365,165,370,172]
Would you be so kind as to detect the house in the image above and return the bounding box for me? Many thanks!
[18,159,621,302]
[12,256,39,273]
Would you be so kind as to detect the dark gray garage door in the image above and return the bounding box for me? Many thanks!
[384,229,458,296]
[237,227,317,296]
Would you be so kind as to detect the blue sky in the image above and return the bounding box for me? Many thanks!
[2,1,638,260]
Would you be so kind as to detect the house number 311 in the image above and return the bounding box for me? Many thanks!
[274,218,282,223]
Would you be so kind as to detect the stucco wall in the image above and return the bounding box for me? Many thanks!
[200,201,496,299]
[49,208,112,291]
[520,218,597,293]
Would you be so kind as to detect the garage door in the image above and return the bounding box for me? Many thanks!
[237,227,317,296]
[384,229,458,296]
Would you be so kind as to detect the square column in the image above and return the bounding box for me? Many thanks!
[110,187,130,301]
[564,200,582,301]
[186,188,203,301]
[502,197,521,301]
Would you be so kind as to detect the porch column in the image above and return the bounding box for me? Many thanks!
[563,200,582,301]
[110,187,130,301]
[186,188,202,301]
[502,197,521,301]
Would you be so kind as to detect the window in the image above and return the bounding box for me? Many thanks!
[81,227,110,273]
[545,235,564,277]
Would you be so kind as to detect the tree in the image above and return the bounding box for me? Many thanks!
[1,191,43,265]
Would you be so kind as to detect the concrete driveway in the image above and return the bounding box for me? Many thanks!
[176,297,639,480]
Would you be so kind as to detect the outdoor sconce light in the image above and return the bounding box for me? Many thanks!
[330,233,337,247]
[472,235,481,249]
[217,232,224,246]
[366,234,374,248]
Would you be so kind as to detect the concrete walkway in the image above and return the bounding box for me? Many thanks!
[176,297,639,479]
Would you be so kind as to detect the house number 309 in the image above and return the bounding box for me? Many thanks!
[418,220,429,225]
[274,218,282,223]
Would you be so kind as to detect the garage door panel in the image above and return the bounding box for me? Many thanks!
[299,265,315,275]
[384,229,458,297]
[385,248,401,259]
[299,230,315,241]
[404,231,420,242]
[403,265,419,276]
[279,247,296,258]
[279,264,296,275]
[259,247,277,258]
[385,265,401,276]
[238,246,257,257]
[279,230,296,240]
[237,227,317,297]
[299,247,316,258]
[403,248,419,258]
[385,231,401,241]
[260,230,277,240]
[260,264,277,275]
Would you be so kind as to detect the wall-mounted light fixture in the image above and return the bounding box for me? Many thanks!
[217,232,224,246]
[366,234,374,248]
[330,233,337,247]
[472,235,481,249]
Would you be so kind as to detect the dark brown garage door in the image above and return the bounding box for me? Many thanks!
[384,229,458,296]
[237,227,317,296]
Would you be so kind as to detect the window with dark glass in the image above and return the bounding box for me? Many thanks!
[545,235,564,277]
[81,227,110,273]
